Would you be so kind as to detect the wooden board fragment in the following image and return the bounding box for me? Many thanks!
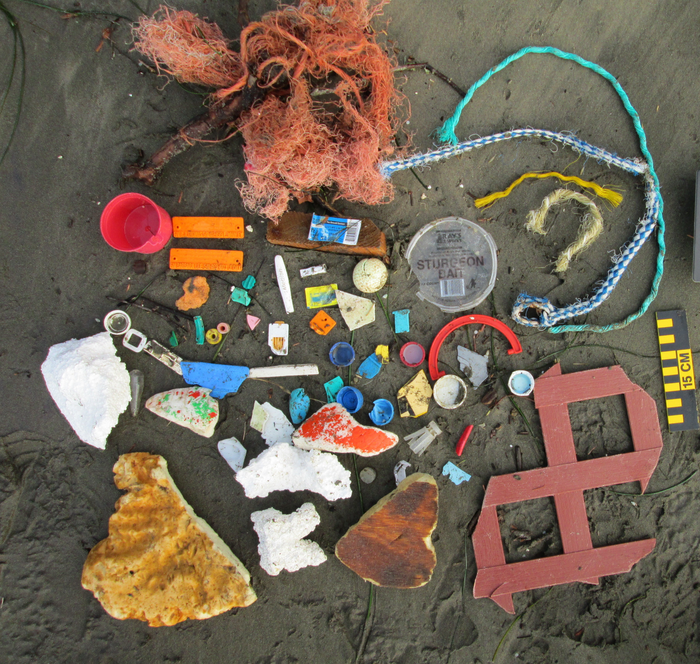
[267,212,387,259]
[335,473,438,588]
[472,364,663,613]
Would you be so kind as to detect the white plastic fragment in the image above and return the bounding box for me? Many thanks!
[393,460,411,485]
[274,255,294,314]
[218,437,247,473]
[457,346,489,387]
[41,332,131,449]
[268,322,289,356]
[236,443,352,501]
[251,503,327,576]
[250,401,295,445]
[334,290,375,330]
[359,467,377,484]
[404,421,442,456]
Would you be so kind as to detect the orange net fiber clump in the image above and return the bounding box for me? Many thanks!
[132,0,407,222]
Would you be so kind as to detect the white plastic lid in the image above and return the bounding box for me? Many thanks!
[405,216,497,312]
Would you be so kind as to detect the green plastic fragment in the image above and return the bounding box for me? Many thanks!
[194,316,205,345]
[169,331,179,348]
[231,287,252,306]
[242,275,256,290]
[324,376,344,403]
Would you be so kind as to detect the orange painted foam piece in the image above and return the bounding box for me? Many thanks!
[309,310,336,335]
[172,216,245,239]
[472,364,663,613]
[292,403,399,457]
[169,248,243,272]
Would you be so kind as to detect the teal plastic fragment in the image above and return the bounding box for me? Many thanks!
[231,287,252,306]
[442,461,471,485]
[393,309,410,334]
[289,388,310,424]
[181,361,251,398]
[169,331,179,348]
[323,376,344,403]
[242,275,256,290]
[194,316,205,345]
[357,353,382,380]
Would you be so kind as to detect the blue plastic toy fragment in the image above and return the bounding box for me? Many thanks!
[242,275,256,290]
[289,388,310,424]
[231,287,252,306]
[181,361,250,398]
[357,353,383,379]
[324,376,344,402]
[442,461,471,485]
[194,316,205,345]
[369,399,394,426]
[393,309,410,334]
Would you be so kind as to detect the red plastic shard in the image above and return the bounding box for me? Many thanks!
[472,364,663,613]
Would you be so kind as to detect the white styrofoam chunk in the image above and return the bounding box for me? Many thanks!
[236,443,352,501]
[251,503,327,576]
[218,437,247,473]
[41,332,131,449]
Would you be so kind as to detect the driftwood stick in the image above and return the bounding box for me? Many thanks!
[122,77,264,185]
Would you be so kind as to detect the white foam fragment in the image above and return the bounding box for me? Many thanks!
[236,443,352,501]
[251,503,327,575]
[250,401,294,445]
[41,332,131,449]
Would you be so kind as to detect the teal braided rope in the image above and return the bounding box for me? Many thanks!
[436,46,665,334]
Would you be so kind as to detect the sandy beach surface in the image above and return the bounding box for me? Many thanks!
[1,1,699,662]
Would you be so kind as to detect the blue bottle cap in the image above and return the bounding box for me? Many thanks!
[336,386,364,413]
[369,399,394,426]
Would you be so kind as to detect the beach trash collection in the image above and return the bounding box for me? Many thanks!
[40,0,675,625]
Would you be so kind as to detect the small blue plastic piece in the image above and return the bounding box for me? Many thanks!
[231,287,252,306]
[242,275,256,290]
[329,342,355,367]
[336,386,363,414]
[289,388,310,425]
[442,461,471,485]
[194,316,205,345]
[181,361,251,398]
[357,353,382,380]
[369,399,394,426]
[393,309,410,334]
[324,377,344,403]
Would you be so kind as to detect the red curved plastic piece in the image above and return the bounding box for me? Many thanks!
[428,315,522,381]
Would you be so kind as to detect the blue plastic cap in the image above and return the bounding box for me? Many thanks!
[329,342,356,367]
[336,386,363,414]
[369,399,394,426]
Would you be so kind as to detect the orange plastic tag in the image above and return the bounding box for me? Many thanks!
[172,217,245,239]
[170,249,244,272]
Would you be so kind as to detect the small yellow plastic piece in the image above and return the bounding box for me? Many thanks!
[376,345,390,364]
[205,328,222,345]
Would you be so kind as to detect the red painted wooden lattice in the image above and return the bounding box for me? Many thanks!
[472,364,663,613]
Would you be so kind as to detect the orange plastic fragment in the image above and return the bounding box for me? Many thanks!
[172,217,244,239]
[175,276,210,311]
[170,249,243,272]
[309,310,336,335]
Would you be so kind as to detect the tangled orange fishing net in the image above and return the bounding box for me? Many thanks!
[132,0,406,221]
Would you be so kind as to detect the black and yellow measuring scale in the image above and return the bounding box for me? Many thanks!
[655,309,699,431]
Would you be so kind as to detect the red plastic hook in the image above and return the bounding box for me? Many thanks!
[428,315,522,381]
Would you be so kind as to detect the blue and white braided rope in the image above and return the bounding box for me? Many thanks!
[379,47,665,334]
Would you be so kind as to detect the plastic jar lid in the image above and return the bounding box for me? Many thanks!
[433,374,468,409]
[405,216,498,313]
[508,370,535,396]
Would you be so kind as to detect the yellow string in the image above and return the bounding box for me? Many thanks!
[475,171,624,209]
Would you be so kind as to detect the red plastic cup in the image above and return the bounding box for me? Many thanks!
[100,193,172,253]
